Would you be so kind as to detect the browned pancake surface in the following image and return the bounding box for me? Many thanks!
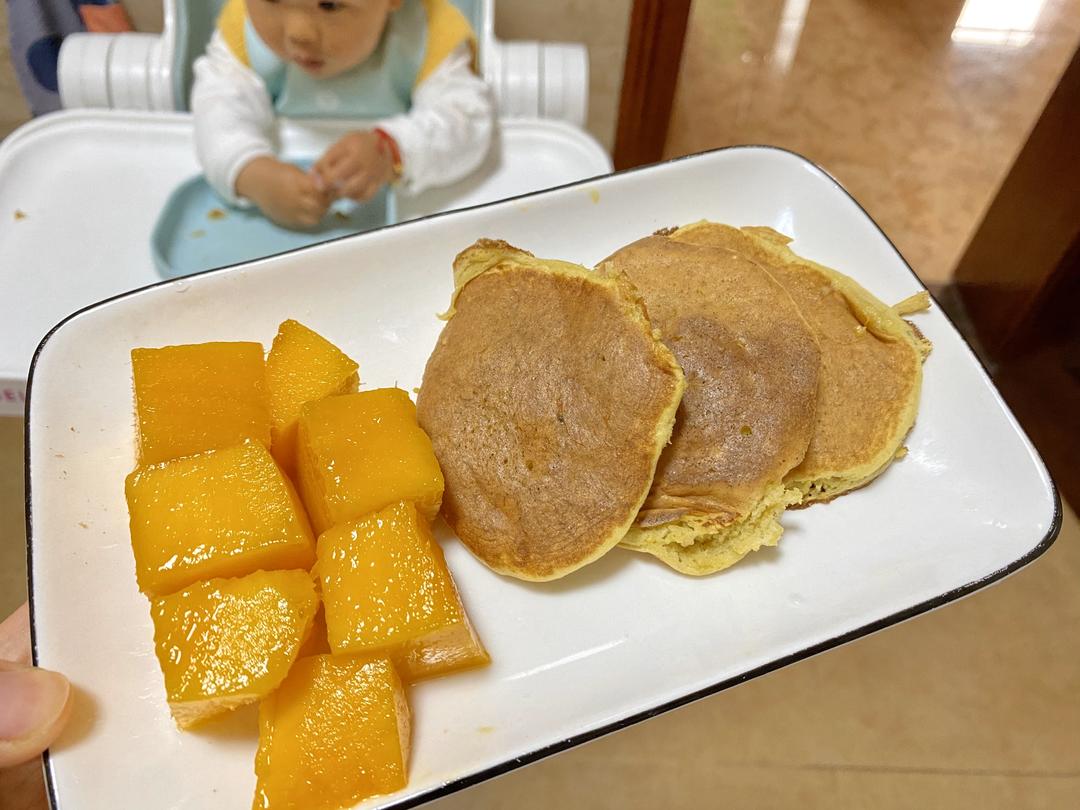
[417,242,684,580]
[672,223,927,496]
[600,236,820,526]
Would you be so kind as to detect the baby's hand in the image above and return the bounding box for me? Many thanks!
[235,157,331,229]
[314,131,396,202]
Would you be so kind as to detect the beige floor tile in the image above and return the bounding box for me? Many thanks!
[0,418,26,618]
[0,3,31,141]
[432,763,1080,810]
[665,0,1080,285]
[123,0,165,34]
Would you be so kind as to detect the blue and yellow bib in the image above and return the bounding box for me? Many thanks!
[216,0,475,118]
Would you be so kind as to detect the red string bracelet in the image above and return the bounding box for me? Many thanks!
[373,128,403,181]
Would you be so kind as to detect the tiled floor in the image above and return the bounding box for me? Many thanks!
[666,0,1080,285]
[3,1,1080,808]
[0,418,24,619]
[0,5,29,140]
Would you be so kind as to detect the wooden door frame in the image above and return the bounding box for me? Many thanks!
[954,44,1080,360]
[613,0,693,170]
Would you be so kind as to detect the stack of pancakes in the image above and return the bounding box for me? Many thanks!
[418,226,930,580]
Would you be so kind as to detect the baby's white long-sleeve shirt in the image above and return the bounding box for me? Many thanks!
[191,31,494,205]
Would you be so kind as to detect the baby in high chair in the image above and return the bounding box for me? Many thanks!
[192,0,493,228]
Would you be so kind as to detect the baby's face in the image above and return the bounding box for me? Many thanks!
[248,0,402,78]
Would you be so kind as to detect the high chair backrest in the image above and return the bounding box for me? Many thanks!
[173,0,226,111]
[172,0,485,110]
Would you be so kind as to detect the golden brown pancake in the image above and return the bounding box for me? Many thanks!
[671,222,931,504]
[417,240,685,581]
[598,235,821,575]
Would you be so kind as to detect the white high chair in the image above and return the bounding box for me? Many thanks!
[57,0,591,124]
[0,0,611,414]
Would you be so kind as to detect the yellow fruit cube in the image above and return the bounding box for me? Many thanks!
[132,342,270,465]
[297,389,444,534]
[317,501,489,681]
[266,320,359,475]
[126,439,315,596]
[253,655,409,810]
[150,570,318,729]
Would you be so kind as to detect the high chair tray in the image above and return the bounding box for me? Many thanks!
[0,110,610,412]
[152,169,397,280]
[26,146,1059,810]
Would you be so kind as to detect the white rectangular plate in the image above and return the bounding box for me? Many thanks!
[27,147,1060,810]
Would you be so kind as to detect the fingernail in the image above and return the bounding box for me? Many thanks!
[0,668,70,741]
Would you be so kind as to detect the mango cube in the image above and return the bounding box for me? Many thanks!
[253,655,409,810]
[266,320,359,475]
[297,389,444,534]
[126,439,315,595]
[132,342,270,465]
[317,501,489,681]
[150,569,318,728]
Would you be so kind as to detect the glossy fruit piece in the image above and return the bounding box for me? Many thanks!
[252,655,409,810]
[265,320,359,476]
[132,342,270,465]
[296,389,444,534]
[126,439,316,596]
[150,569,318,729]
[317,501,489,681]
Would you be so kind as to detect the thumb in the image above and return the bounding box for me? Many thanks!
[0,603,73,768]
[0,664,72,768]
